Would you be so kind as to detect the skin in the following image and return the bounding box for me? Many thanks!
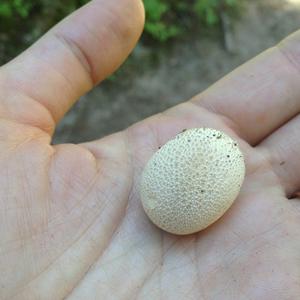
[0,0,300,299]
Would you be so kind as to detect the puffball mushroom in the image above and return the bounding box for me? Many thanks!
[140,128,245,235]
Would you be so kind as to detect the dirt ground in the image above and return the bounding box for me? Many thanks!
[54,0,300,144]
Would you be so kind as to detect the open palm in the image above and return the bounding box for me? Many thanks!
[1,1,300,299]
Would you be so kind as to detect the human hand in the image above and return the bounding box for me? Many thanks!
[1,1,299,299]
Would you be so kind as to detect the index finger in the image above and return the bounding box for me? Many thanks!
[192,31,300,145]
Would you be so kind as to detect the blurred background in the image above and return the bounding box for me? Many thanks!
[1,0,300,143]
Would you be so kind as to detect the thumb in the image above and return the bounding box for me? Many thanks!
[0,0,145,133]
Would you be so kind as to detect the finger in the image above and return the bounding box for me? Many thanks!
[191,31,300,145]
[0,0,144,131]
[258,114,300,197]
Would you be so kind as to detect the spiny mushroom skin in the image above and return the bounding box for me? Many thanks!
[140,128,245,235]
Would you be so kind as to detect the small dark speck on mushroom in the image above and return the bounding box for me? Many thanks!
[217,135,222,139]
[188,139,191,142]
[280,161,285,166]
[201,190,205,193]
[158,146,161,149]
[227,155,230,158]
[234,143,237,146]
[182,129,187,132]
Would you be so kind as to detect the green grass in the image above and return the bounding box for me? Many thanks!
[0,0,243,63]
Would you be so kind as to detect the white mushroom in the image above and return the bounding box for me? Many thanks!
[140,128,245,235]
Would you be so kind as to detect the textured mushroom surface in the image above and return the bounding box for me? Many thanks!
[140,128,245,235]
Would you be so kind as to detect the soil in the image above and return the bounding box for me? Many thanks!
[53,0,300,144]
